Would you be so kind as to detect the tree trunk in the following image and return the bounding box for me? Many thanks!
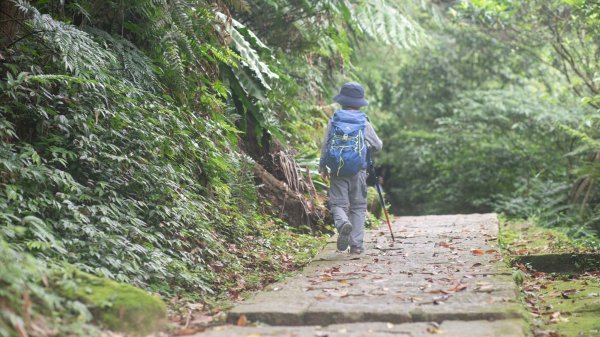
[1,1,21,47]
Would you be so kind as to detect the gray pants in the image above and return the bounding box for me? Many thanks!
[329,170,367,249]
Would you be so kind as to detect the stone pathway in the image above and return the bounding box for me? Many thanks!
[194,214,528,336]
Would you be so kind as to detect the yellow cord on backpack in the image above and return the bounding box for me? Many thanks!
[331,130,365,176]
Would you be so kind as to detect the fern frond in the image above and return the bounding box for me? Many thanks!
[161,29,186,89]
[353,0,426,48]
[87,28,159,91]
[215,12,278,90]
[13,0,115,80]
[170,0,194,34]
[561,124,600,152]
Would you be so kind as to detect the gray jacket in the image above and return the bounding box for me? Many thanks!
[319,117,383,173]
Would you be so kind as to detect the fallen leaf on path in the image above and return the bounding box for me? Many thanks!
[447,283,468,293]
[237,314,248,326]
[429,283,468,294]
[437,241,451,248]
[471,249,485,255]
[485,249,498,254]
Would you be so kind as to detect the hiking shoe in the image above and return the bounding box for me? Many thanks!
[350,247,363,255]
[336,222,353,251]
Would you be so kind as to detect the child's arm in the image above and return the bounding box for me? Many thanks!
[365,122,383,151]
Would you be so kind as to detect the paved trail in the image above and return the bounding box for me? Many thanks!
[195,214,528,336]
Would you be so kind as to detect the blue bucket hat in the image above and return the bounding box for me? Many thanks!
[333,82,369,107]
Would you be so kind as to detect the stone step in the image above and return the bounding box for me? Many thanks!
[198,319,527,337]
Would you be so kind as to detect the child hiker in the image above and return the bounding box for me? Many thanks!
[319,82,383,254]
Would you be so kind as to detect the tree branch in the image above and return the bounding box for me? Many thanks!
[3,29,43,49]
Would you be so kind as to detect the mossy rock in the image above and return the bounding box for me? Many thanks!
[533,275,600,337]
[61,271,167,335]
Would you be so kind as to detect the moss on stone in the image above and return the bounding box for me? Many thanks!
[61,271,167,335]
[535,276,600,337]
[499,219,598,255]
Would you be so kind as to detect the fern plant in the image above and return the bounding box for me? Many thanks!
[12,0,116,80]
[353,0,425,48]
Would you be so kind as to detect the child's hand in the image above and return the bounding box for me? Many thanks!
[320,170,329,181]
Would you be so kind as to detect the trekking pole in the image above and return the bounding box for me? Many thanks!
[367,152,395,242]
[374,178,395,242]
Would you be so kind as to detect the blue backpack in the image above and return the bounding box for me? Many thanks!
[325,110,368,177]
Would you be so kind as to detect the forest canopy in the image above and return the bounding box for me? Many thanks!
[359,0,599,237]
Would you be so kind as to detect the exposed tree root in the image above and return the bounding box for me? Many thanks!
[254,163,330,233]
